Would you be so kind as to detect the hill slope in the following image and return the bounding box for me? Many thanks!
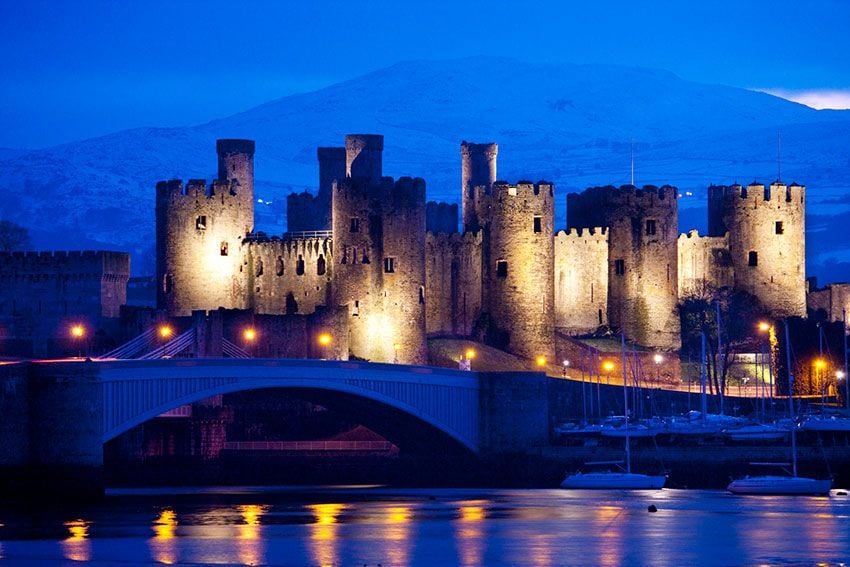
[0,56,848,279]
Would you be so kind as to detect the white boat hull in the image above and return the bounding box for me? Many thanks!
[726,476,832,495]
[561,472,667,490]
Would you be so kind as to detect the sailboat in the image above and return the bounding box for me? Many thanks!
[727,320,833,496]
[561,332,667,490]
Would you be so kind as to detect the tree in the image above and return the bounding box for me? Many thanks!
[679,286,768,397]
[0,220,30,253]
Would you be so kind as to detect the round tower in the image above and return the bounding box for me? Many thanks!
[156,140,255,316]
[569,185,680,350]
[484,181,555,362]
[708,181,806,317]
[345,134,384,183]
[460,141,498,232]
[380,177,428,364]
[216,139,255,234]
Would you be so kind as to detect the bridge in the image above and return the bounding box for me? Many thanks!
[0,358,549,498]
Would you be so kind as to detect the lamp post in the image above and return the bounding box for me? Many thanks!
[757,321,775,416]
[243,327,257,357]
[158,325,173,340]
[562,359,569,379]
[70,324,85,358]
[318,332,332,360]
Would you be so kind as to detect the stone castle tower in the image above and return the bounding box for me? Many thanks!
[568,185,680,350]
[483,181,555,361]
[460,142,498,233]
[330,135,427,364]
[708,181,806,316]
[156,139,255,316]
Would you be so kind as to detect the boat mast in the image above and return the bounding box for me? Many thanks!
[784,319,797,477]
[621,330,630,473]
[700,332,708,416]
[844,309,849,411]
[716,301,725,414]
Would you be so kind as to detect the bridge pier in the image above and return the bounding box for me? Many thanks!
[1,360,133,501]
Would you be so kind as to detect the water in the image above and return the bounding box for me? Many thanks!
[1,486,849,566]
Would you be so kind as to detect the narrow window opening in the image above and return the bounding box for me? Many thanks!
[419,286,425,304]
[598,309,603,325]
[296,254,305,275]
[341,246,349,265]
[195,215,207,230]
[748,251,758,267]
[353,300,360,317]
[276,256,284,276]
[590,282,594,303]
[496,260,508,278]
[317,254,326,276]
[533,216,542,233]
[645,219,657,236]
[666,263,670,282]
[220,242,229,256]
[350,217,360,233]
[615,259,625,275]
[775,221,784,235]
[163,273,174,294]
[384,257,395,273]
[255,259,263,277]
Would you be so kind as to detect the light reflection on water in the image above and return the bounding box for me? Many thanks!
[0,488,848,566]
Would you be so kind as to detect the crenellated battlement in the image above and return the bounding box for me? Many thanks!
[0,250,130,279]
[244,235,332,260]
[709,181,805,207]
[155,178,240,201]
[556,227,608,240]
[426,229,483,248]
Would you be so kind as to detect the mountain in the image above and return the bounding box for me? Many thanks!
[0,56,848,280]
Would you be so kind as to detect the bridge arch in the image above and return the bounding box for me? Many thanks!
[99,359,481,453]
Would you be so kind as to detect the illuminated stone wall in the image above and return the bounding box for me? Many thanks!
[708,182,806,317]
[425,231,483,336]
[568,185,680,350]
[554,228,608,334]
[244,236,332,315]
[156,140,255,316]
[677,230,734,298]
[806,283,850,322]
[484,181,555,361]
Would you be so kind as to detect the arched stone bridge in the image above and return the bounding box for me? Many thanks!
[0,358,549,497]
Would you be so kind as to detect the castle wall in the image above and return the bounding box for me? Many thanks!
[460,142,497,232]
[286,147,345,232]
[568,185,680,350]
[484,181,555,361]
[244,236,332,316]
[0,251,130,355]
[677,230,734,298]
[554,228,608,334]
[708,182,806,317]
[346,134,383,182]
[807,283,850,323]
[425,231,483,337]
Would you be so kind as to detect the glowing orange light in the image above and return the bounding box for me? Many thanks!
[814,358,827,370]
[159,325,173,339]
[70,325,85,338]
[318,333,332,346]
[653,354,664,364]
[465,349,476,360]
[244,328,257,342]
[758,321,771,332]
[602,361,615,372]
[536,356,547,367]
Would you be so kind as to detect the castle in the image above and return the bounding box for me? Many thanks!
[154,134,807,363]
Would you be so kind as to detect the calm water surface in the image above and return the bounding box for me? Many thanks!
[1,486,849,566]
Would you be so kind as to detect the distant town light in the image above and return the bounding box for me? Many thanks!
[243,328,257,342]
[70,325,85,338]
[318,333,332,346]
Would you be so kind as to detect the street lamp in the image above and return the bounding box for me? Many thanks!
[602,360,615,385]
[318,332,332,360]
[536,355,547,368]
[243,327,257,357]
[70,324,85,357]
[158,325,173,339]
[562,359,570,378]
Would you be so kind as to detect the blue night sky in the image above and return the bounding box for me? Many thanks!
[1,0,849,149]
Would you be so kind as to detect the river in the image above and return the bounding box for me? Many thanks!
[1,486,849,565]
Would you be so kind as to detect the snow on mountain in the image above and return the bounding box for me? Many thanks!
[0,56,847,280]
